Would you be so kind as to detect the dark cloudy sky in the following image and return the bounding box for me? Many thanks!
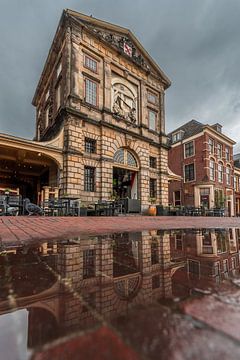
[1,0,240,151]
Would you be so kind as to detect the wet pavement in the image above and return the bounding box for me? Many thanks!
[0,228,240,359]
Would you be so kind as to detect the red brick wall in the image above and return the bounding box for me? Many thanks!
[168,131,234,207]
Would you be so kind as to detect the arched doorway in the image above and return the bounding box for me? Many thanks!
[0,145,60,203]
[113,148,139,199]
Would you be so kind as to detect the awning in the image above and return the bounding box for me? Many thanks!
[167,167,182,182]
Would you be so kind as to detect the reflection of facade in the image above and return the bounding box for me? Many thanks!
[1,228,240,353]
[0,231,177,351]
[168,120,235,215]
[234,155,240,216]
[170,228,240,294]
[0,9,172,209]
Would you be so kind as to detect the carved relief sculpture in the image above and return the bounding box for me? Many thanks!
[112,82,137,124]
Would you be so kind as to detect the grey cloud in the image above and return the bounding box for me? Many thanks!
[0,0,240,150]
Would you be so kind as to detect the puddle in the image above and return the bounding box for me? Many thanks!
[0,228,240,359]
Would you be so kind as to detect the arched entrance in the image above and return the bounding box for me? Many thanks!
[0,141,61,203]
[113,148,139,199]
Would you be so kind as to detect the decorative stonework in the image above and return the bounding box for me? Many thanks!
[111,75,138,125]
[85,24,151,72]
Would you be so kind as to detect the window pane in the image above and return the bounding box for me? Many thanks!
[149,156,157,168]
[209,138,214,154]
[210,160,215,181]
[84,166,95,192]
[85,79,97,106]
[149,178,157,198]
[83,249,96,279]
[185,141,194,157]
[85,137,96,153]
[184,164,195,182]
[149,110,156,130]
[84,55,97,72]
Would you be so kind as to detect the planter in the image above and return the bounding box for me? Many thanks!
[124,199,141,213]
[156,205,168,216]
[148,205,157,216]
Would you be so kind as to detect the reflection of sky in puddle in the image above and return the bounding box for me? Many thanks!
[0,309,29,360]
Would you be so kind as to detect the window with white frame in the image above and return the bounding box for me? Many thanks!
[184,163,195,182]
[234,175,237,191]
[209,138,214,154]
[225,146,230,161]
[226,166,231,185]
[172,131,183,143]
[217,143,222,158]
[218,162,223,183]
[148,110,157,131]
[209,159,215,181]
[84,55,98,73]
[184,141,194,158]
[85,78,98,106]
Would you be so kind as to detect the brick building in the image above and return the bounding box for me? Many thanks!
[234,154,240,216]
[168,120,236,215]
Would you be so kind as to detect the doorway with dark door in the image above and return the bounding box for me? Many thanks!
[200,188,210,209]
[113,167,138,199]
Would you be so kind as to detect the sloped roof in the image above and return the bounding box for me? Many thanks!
[65,9,171,87]
[168,119,204,143]
[168,119,235,145]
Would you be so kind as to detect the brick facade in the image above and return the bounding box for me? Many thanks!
[168,120,235,215]
[32,10,171,211]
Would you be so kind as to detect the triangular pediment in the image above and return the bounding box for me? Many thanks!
[66,9,171,88]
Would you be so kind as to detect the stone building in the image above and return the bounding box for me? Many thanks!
[168,120,236,215]
[30,9,172,210]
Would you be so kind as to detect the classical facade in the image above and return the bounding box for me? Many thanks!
[168,120,236,215]
[30,9,171,210]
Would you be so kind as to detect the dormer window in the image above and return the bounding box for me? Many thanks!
[172,131,183,143]
[84,54,98,73]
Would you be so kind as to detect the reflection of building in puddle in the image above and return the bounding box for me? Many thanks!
[0,230,177,350]
[170,229,240,297]
[0,229,240,352]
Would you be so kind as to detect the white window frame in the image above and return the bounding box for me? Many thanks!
[217,143,222,158]
[209,159,215,181]
[184,163,195,182]
[226,166,231,186]
[184,140,195,158]
[208,138,214,154]
[218,162,223,183]
[225,146,230,161]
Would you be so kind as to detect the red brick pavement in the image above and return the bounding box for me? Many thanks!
[32,326,139,360]
[1,216,240,245]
